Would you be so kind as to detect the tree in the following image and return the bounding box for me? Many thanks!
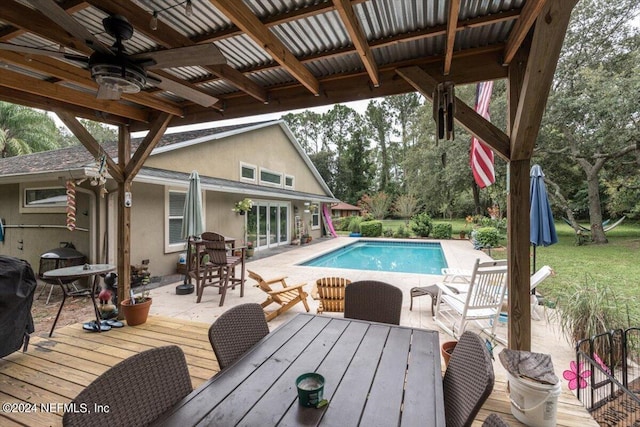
[540,0,640,243]
[365,101,393,192]
[0,102,62,157]
[60,119,117,146]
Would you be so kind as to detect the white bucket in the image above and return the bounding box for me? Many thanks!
[507,372,561,427]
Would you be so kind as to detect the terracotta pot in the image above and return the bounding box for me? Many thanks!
[441,340,457,367]
[120,297,152,326]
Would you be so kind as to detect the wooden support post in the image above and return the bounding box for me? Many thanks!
[117,127,131,318]
[507,159,531,350]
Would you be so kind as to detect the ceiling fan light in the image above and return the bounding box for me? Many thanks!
[91,63,146,94]
[185,0,193,16]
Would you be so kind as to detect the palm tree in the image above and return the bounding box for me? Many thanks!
[0,102,61,158]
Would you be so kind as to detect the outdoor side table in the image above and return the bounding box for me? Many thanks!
[43,264,115,337]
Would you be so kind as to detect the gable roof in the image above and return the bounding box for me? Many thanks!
[0,120,335,199]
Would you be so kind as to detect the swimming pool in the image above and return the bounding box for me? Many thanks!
[300,240,447,275]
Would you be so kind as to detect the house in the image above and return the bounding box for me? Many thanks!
[331,202,362,218]
[0,120,337,277]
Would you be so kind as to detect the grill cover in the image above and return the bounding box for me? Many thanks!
[0,256,37,357]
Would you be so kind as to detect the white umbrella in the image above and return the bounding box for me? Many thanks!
[177,171,204,295]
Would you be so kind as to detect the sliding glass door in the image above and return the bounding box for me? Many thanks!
[246,201,290,251]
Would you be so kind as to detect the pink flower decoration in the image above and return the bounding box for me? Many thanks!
[593,353,610,374]
[563,361,592,390]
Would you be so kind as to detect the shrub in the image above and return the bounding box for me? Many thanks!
[410,212,433,237]
[472,227,499,248]
[360,220,382,237]
[394,225,410,238]
[348,216,363,234]
[334,217,350,232]
[383,228,394,237]
[432,223,452,239]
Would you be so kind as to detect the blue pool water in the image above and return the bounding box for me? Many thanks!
[300,240,447,275]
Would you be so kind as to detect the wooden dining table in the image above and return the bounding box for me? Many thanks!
[153,314,445,427]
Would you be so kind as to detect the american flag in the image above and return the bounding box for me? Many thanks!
[470,81,495,188]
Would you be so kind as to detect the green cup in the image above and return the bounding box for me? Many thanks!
[296,373,325,407]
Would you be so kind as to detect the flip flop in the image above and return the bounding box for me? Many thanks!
[102,319,124,328]
[83,321,111,332]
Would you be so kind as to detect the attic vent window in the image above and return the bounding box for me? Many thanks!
[260,169,282,187]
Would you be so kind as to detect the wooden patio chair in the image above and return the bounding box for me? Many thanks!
[247,270,310,321]
[344,280,402,325]
[62,345,192,427]
[443,331,495,427]
[208,303,270,370]
[312,277,351,314]
[197,232,245,306]
[433,259,508,344]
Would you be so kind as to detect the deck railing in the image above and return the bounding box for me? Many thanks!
[575,328,640,426]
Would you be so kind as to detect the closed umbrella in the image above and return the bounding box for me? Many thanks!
[529,164,558,278]
[177,171,204,295]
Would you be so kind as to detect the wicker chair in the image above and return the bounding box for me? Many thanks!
[344,280,402,325]
[62,345,192,427]
[482,413,510,426]
[443,331,495,427]
[314,277,351,314]
[208,303,270,370]
[248,270,310,321]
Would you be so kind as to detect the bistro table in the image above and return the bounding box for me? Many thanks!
[153,314,445,426]
[43,263,115,337]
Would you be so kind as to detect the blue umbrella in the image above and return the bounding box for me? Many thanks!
[530,164,558,276]
[177,171,204,295]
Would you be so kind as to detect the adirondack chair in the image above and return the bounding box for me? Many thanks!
[247,270,310,321]
[312,277,351,314]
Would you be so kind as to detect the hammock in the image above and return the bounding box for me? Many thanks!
[562,216,626,233]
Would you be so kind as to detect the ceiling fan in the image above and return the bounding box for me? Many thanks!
[0,0,225,107]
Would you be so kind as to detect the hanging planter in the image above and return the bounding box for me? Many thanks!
[232,198,253,215]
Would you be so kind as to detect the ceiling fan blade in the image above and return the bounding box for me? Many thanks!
[0,42,89,63]
[148,73,219,108]
[96,84,122,100]
[26,0,113,56]
[131,44,226,70]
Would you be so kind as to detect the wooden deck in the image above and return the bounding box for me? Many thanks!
[0,315,597,427]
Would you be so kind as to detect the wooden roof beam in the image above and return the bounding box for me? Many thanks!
[510,0,578,161]
[209,0,320,96]
[0,0,87,42]
[334,0,379,87]
[124,113,173,180]
[55,111,124,182]
[443,0,461,75]
[0,68,148,122]
[396,66,510,161]
[0,86,129,126]
[503,0,548,65]
[84,0,268,103]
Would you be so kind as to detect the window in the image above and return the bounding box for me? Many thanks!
[240,163,256,182]
[285,175,294,189]
[20,185,67,213]
[168,190,186,247]
[311,209,320,230]
[259,168,282,187]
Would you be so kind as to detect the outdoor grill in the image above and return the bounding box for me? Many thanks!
[38,243,86,303]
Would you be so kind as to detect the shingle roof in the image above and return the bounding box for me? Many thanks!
[0,120,274,176]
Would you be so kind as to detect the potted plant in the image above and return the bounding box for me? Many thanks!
[245,241,254,258]
[232,198,253,215]
[348,216,362,237]
[120,288,152,326]
[441,340,457,367]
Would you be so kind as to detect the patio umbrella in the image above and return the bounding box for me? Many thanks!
[530,164,558,278]
[177,171,204,295]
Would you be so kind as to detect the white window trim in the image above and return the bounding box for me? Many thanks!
[240,162,257,183]
[259,167,283,188]
[164,187,206,253]
[284,174,295,189]
[19,183,67,214]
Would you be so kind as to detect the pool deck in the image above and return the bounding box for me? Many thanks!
[151,236,578,380]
